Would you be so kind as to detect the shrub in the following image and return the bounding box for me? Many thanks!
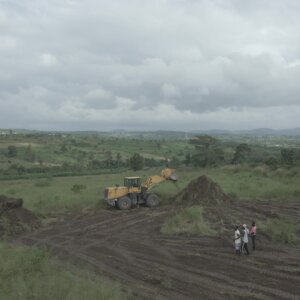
[161,206,216,236]
[129,153,144,171]
[35,180,51,187]
[71,184,87,193]
[261,218,300,245]
[7,145,17,157]
[265,157,278,170]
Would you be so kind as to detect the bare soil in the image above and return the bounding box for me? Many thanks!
[0,195,40,237]
[172,175,233,206]
[17,200,300,300]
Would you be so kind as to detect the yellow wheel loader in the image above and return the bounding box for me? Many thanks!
[104,168,177,210]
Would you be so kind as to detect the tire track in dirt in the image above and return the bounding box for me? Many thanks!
[116,241,299,299]
[152,240,300,283]
[18,203,300,300]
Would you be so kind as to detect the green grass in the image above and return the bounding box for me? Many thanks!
[0,166,300,216]
[0,168,180,215]
[156,166,300,203]
[260,218,300,245]
[0,243,127,300]
[0,134,192,173]
[0,173,125,215]
[161,206,216,236]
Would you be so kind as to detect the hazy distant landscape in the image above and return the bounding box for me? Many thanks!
[1,0,300,299]
[0,129,300,299]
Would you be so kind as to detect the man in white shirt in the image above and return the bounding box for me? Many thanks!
[241,224,250,255]
[234,225,241,255]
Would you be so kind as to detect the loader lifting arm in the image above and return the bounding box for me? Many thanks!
[104,168,177,209]
[142,168,177,190]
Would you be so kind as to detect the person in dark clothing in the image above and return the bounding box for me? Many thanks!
[250,221,257,251]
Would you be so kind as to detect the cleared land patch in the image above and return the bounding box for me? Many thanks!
[17,200,300,300]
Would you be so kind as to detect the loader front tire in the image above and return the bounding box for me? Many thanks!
[118,196,132,210]
[146,193,160,208]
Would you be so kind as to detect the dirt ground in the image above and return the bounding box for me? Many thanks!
[0,195,40,237]
[17,200,300,300]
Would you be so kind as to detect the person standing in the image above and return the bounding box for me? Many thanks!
[250,221,257,251]
[241,224,250,255]
[234,225,241,255]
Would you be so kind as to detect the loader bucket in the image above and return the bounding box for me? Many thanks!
[170,172,177,181]
[161,168,177,181]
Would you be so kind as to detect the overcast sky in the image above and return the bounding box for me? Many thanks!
[0,0,300,131]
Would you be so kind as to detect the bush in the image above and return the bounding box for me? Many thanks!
[7,145,17,157]
[261,218,300,245]
[161,206,216,236]
[35,180,51,187]
[71,184,87,193]
[129,153,144,171]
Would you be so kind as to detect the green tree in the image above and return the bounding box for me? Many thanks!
[190,136,224,167]
[60,143,68,153]
[170,156,180,168]
[116,152,122,168]
[190,135,217,149]
[104,150,113,168]
[265,156,278,170]
[129,153,144,171]
[184,153,191,166]
[232,143,251,164]
[25,144,35,162]
[281,148,296,166]
[7,145,17,157]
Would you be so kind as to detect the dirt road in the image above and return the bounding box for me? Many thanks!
[19,202,300,300]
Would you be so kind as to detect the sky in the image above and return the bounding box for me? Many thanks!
[0,0,300,131]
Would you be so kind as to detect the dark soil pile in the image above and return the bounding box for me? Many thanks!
[0,195,23,210]
[173,175,233,206]
[0,195,40,237]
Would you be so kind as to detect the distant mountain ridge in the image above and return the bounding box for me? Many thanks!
[190,128,300,136]
[2,128,300,136]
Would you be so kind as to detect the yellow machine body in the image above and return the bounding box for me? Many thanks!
[104,182,141,206]
[104,168,177,209]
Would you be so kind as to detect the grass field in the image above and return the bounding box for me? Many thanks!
[0,243,128,300]
[0,166,299,217]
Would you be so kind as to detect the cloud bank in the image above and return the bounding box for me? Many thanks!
[0,0,300,130]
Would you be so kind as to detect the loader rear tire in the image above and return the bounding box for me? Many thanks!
[146,193,160,208]
[118,196,132,210]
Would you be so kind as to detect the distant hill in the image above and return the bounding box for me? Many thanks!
[190,128,300,136]
[2,127,300,137]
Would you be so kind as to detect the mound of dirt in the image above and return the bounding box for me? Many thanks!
[0,195,40,237]
[0,195,23,210]
[173,175,233,206]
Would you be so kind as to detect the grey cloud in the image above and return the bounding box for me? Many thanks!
[0,0,300,130]
[83,88,115,109]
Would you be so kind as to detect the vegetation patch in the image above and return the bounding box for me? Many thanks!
[35,179,52,187]
[261,218,300,245]
[71,184,87,193]
[0,243,126,300]
[161,206,216,236]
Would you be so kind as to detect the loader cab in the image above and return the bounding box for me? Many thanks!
[124,177,141,188]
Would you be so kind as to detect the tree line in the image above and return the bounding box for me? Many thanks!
[2,135,300,176]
